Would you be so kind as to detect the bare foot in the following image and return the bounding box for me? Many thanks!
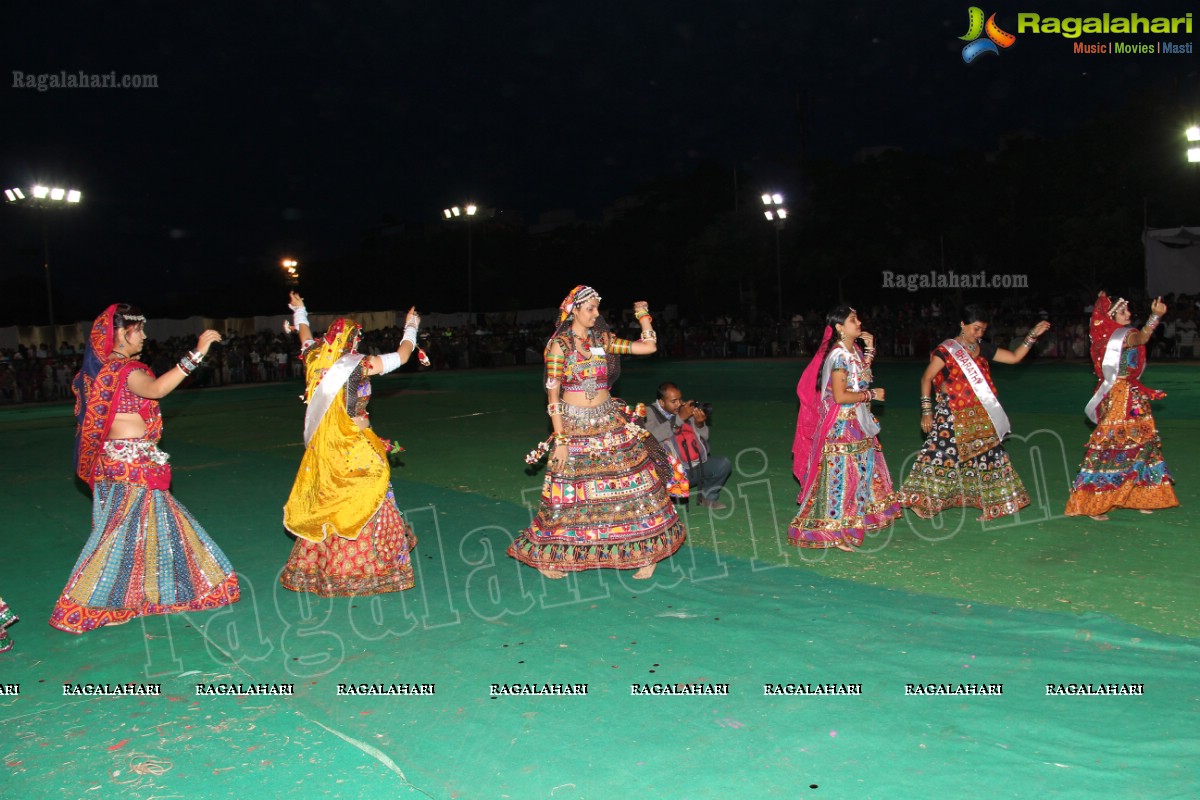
[632,565,656,580]
[538,568,567,580]
[1139,509,1154,515]
[1089,514,1109,522]
[834,542,856,552]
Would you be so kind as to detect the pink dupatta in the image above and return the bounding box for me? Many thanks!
[791,327,841,504]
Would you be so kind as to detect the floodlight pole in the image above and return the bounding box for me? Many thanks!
[42,216,54,331]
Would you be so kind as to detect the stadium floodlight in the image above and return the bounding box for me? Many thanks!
[441,200,489,319]
[4,181,85,330]
[761,191,788,322]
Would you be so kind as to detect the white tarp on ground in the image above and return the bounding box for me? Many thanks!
[1144,226,1200,297]
[0,308,559,349]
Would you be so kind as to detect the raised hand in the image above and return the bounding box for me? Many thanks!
[195,330,223,356]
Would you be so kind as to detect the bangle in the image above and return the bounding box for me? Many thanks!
[1144,314,1161,333]
[1022,332,1038,348]
[177,354,197,375]
[291,306,309,328]
[634,308,651,320]
[640,329,657,342]
[402,327,419,347]
[379,352,403,374]
[547,402,565,417]
[553,433,568,446]
[189,350,205,363]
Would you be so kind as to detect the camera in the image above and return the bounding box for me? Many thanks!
[689,400,714,420]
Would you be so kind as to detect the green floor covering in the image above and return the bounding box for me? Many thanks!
[0,359,1196,798]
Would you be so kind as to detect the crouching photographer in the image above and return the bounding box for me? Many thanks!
[646,382,732,509]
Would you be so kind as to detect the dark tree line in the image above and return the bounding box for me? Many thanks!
[2,91,1190,325]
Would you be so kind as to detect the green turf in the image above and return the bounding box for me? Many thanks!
[380,358,1200,639]
[0,359,1196,798]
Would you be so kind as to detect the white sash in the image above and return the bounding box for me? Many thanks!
[820,345,880,437]
[1084,327,1131,424]
[942,339,1010,441]
[303,354,364,446]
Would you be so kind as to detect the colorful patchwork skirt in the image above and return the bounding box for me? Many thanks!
[281,486,417,596]
[509,398,687,571]
[789,412,901,548]
[898,396,1030,521]
[1064,379,1178,516]
[51,442,239,634]
[0,596,15,653]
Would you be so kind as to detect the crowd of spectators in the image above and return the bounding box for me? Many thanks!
[3,292,1198,406]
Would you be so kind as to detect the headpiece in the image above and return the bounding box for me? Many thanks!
[85,304,119,364]
[1089,293,1124,377]
[1107,297,1128,319]
[320,317,361,349]
[556,285,601,325]
[302,317,362,402]
[74,304,141,484]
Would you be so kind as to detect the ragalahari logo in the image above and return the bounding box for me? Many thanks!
[959,7,1016,62]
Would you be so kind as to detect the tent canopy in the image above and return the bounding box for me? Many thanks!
[1144,226,1200,296]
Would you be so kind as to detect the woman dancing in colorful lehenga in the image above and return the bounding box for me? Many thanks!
[898,305,1051,522]
[280,292,422,596]
[788,306,900,551]
[1064,292,1178,520]
[508,285,687,580]
[51,305,239,634]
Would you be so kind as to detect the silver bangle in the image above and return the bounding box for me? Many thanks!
[291,306,310,328]
[402,327,419,347]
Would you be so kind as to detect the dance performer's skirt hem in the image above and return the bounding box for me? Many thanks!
[787,501,902,549]
[512,398,686,572]
[280,492,416,597]
[50,573,240,635]
[50,477,239,635]
[508,517,686,572]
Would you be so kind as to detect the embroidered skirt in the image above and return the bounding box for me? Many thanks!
[789,410,900,548]
[898,396,1030,521]
[281,486,417,596]
[1064,379,1178,516]
[0,596,15,653]
[50,442,240,634]
[509,398,687,571]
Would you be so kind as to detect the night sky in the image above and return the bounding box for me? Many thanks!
[1,0,1197,321]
